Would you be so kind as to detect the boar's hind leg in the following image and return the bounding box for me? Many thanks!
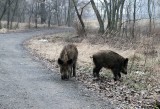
[73,63,76,77]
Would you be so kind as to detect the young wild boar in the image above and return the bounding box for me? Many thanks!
[58,44,78,80]
[92,50,128,81]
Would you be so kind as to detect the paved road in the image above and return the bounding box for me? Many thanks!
[0,29,114,109]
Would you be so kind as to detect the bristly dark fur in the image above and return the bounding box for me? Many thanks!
[92,50,128,81]
[58,44,78,80]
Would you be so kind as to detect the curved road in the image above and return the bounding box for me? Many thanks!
[0,29,114,109]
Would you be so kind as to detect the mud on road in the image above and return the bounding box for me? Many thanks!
[0,28,114,109]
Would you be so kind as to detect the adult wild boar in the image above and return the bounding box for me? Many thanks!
[58,44,78,80]
[92,50,128,81]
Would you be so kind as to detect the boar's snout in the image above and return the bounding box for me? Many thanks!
[61,75,69,80]
[60,68,70,80]
[58,58,72,80]
[122,66,128,74]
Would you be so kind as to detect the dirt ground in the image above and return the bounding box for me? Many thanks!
[25,32,160,109]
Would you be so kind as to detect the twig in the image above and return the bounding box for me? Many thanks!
[80,1,91,16]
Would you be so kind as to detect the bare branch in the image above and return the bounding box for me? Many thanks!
[80,1,91,16]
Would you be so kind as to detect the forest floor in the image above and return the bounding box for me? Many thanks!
[25,30,160,108]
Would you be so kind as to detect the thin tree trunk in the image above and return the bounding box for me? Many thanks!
[119,0,125,30]
[148,0,152,34]
[66,0,71,26]
[0,0,8,21]
[28,15,32,28]
[7,0,11,29]
[48,15,51,28]
[132,0,136,38]
[48,2,51,28]
[90,0,104,33]
[104,0,125,31]
[72,0,86,35]
[40,0,46,24]
[104,0,111,29]
[10,0,19,29]
[35,2,38,28]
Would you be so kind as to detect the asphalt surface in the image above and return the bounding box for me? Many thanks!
[0,28,114,109]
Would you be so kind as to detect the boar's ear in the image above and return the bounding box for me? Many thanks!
[124,58,128,65]
[58,58,63,65]
[67,59,73,65]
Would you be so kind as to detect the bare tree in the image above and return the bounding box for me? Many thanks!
[148,0,152,34]
[132,0,136,38]
[47,1,52,28]
[66,0,74,26]
[40,0,46,24]
[72,0,90,36]
[0,0,8,28]
[7,0,11,29]
[104,0,125,32]
[0,0,8,21]
[90,0,104,33]
[10,0,19,29]
[28,1,34,28]
[34,1,38,28]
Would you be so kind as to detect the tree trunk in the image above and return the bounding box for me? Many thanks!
[10,0,19,29]
[35,2,38,28]
[119,0,125,30]
[29,15,32,28]
[90,0,104,33]
[66,0,71,26]
[55,0,60,26]
[7,0,11,29]
[40,0,46,24]
[48,15,51,28]
[104,0,111,29]
[148,0,152,34]
[132,0,136,38]
[104,0,125,32]
[0,0,8,21]
[48,2,51,28]
[72,0,86,35]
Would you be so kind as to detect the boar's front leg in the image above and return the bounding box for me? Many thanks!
[70,67,72,78]
[93,66,102,79]
[73,63,76,77]
[112,68,120,81]
[118,72,121,78]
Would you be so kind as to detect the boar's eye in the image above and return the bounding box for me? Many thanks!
[58,58,64,65]
[67,59,73,65]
